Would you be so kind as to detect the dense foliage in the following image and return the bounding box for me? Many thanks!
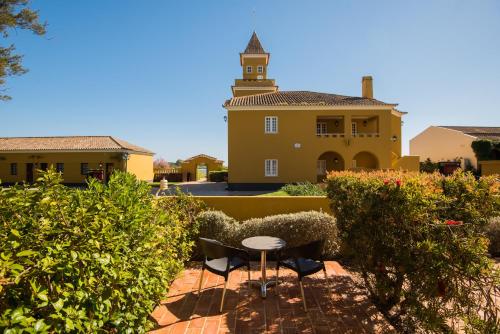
[327,170,500,333]
[471,139,500,161]
[420,158,440,173]
[0,170,197,333]
[486,217,500,257]
[0,0,46,101]
[196,210,339,258]
[208,171,228,182]
[279,182,326,196]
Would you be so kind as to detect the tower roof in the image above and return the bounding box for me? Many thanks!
[243,31,266,54]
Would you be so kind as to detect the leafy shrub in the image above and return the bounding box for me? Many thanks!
[472,139,500,161]
[208,171,228,182]
[0,170,196,333]
[420,158,440,173]
[156,192,206,260]
[327,170,500,333]
[280,182,326,196]
[486,217,500,257]
[196,210,339,258]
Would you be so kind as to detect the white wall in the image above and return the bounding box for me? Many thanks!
[410,126,478,168]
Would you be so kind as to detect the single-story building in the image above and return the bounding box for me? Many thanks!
[0,136,154,185]
[410,126,500,171]
[180,154,224,182]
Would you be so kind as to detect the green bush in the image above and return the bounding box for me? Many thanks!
[486,217,500,257]
[420,158,440,173]
[0,170,196,333]
[280,182,326,196]
[472,139,500,161]
[327,170,500,333]
[196,210,339,258]
[208,171,228,182]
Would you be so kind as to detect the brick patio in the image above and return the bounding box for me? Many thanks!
[150,261,394,333]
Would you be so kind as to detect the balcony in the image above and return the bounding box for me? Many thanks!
[316,116,344,137]
[316,116,380,138]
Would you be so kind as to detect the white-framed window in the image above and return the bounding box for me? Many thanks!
[265,159,278,177]
[317,160,327,175]
[257,65,263,73]
[246,66,252,73]
[316,122,327,135]
[351,122,357,136]
[265,116,278,133]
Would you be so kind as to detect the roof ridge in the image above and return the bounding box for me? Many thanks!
[0,135,111,139]
[108,136,125,149]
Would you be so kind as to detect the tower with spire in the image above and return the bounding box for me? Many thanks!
[231,32,278,97]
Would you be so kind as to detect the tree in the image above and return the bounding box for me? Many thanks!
[153,158,170,169]
[1,0,46,101]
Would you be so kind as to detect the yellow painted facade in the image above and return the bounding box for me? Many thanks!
[180,154,224,182]
[479,160,500,176]
[0,151,153,184]
[187,196,332,221]
[224,33,418,189]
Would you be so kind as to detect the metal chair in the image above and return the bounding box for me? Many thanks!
[276,239,331,311]
[198,238,251,312]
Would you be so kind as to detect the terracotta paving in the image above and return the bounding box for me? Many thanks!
[150,261,395,334]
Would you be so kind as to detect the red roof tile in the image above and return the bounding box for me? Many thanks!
[224,91,394,108]
[0,136,154,154]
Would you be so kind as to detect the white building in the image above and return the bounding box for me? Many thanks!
[410,126,500,169]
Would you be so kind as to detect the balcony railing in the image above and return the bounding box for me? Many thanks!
[316,132,380,138]
[352,133,380,138]
[316,133,345,138]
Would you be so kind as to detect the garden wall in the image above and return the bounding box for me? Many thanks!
[480,160,500,176]
[191,196,332,220]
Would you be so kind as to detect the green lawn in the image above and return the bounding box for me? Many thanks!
[148,181,181,187]
[257,190,290,196]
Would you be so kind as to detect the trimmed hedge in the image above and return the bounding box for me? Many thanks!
[196,210,339,258]
[208,171,228,182]
[0,170,197,333]
[280,182,326,196]
[327,170,500,333]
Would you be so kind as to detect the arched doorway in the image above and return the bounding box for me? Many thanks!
[353,151,378,170]
[196,163,208,181]
[317,151,345,182]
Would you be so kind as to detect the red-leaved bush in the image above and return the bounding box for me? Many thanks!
[327,170,499,333]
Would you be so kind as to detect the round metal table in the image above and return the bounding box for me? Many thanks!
[241,236,286,298]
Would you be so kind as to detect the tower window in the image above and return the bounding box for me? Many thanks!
[265,116,278,133]
[257,65,263,73]
[246,66,252,73]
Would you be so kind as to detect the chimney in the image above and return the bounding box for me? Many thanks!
[362,76,373,99]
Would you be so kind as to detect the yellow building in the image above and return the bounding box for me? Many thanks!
[0,136,154,185]
[180,154,224,182]
[224,32,419,190]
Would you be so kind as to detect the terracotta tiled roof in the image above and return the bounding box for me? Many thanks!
[224,91,394,108]
[183,154,223,164]
[439,126,500,140]
[243,31,266,54]
[0,136,154,154]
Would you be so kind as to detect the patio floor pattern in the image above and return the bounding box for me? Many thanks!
[150,261,395,334]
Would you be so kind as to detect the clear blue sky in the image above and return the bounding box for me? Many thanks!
[2,0,499,162]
